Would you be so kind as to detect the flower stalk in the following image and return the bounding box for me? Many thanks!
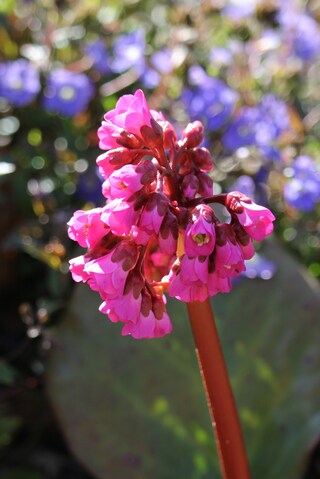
[187,298,251,479]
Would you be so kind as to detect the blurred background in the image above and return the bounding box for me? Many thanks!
[0,0,320,478]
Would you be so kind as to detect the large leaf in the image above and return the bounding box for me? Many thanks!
[46,240,320,478]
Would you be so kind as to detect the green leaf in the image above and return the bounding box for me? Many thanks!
[0,360,16,386]
[46,240,320,478]
[0,0,15,14]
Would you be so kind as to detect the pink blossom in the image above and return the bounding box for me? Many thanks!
[138,192,169,237]
[184,205,216,257]
[227,192,275,241]
[121,309,172,339]
[198,171,213,197]
[208,271,232,296]
[101,198,139,236]
[99,292,142,324]
[168,255,209,302]
[158,211,178,256]
[96,148,145,179]
[69,255,98,291]
[182,173,199,200]
[67,208,108,249]
[214,224,246,278]
[84,241,138,300]
[69,255,91,283]
[102,161,157,200]
[98,90,154,149]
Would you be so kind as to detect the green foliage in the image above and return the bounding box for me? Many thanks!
[0,0,15,14]
[47,241,320,479]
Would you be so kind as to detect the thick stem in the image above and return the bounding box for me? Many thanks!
[187,299,251,479]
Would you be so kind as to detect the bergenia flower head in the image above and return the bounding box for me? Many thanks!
[68,89,275,339]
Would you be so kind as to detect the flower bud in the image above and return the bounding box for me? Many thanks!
[182,173,199,199]
[198,171,213,197]
[192,147,214,172]
[140,118,164,149]
[181,121,204,148]
[116,130,143,149]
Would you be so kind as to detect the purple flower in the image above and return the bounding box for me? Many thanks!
[42,69,94,116]
[222,2,257,20]
[0,59,40,107]
[222,95,290,159]
[151,49,173,74]
[243,253,276,280]
[284,156,320,211]
[278,9,320,61]
[182,66,238,131]
[85,39,110,75]
[230,175,256,199]
[111,30,146,74]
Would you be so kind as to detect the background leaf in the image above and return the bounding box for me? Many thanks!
[46,240,320,478]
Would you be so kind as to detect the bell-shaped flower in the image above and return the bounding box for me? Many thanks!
[84,241,138,301]
[214,224,246,278]
[98,89,155,149]
[227,192,275,241]
[208,271,232,296]
[184,205,216,257]
[101,198,140,236]
[102,161,157,200]
[158,211,178,256]
[138,192,169,238]
[168,255,209,302]
[97,148,145,179]
[67,208,108,249]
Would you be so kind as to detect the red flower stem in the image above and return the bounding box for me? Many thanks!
[187,299,251,479]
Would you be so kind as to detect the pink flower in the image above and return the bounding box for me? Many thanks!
[98,90,153,149]
[84,241,139,300]
[102,161,157,200]
[121,310,172,339]
[99,291,142,324]
[121,290,172,339]
[208,271,232,296]
[214,224,246,278]
[158,211,178,256]
[227,192,275,241]
[198,171,213,197]
[96,148,145,179]
[168,255,209,302]
[138,192,169,238]
[67,208,108,249]
[232,222,255,260]
[184,205,216,257]
[182,173,199,200]
[69,255,91,283]
[101,198,140,236]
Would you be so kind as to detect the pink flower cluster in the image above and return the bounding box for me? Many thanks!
[68,90,275,339]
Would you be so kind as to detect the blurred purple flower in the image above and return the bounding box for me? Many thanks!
[42,69,94,117]
[111,30,146,74]
[182,66,238,131]
[222,1,257,20]
[230,175,256,199]
[0,59,40,107]
[151,49,173,74]
[85,39,110,75]
[222,94,290,159]
[210,47,233,66]
[284,156,320,211]
[243,253,276,280]
[278,9,320,61]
